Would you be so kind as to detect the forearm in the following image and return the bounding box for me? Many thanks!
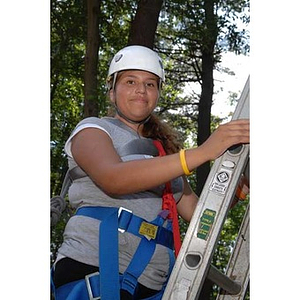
[90,146,210,196]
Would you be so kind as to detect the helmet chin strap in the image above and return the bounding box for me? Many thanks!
[112,72,161,125]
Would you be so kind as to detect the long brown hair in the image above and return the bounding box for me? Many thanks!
[142,114,183,155]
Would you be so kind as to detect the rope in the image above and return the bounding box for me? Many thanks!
[51,195,67,226]
[51,170,72,227]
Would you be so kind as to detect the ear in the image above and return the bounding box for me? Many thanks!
[109,89,115,103]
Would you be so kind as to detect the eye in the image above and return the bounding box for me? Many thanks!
[127,80,135,85]
[146,82,157,88]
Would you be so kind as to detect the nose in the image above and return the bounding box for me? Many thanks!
[135,82,146,94]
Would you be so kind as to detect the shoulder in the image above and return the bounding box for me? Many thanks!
[72,116,122,137]
[76,117,132,135]
[76,116,112,130]
[64,117,114,157]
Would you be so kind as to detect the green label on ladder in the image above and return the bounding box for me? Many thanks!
[197,209,216,240]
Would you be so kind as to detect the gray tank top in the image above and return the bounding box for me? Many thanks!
[56,116,184,290]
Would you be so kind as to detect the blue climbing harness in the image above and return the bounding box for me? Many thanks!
[51,206,175,300]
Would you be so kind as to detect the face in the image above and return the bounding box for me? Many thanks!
[110,70,160,123]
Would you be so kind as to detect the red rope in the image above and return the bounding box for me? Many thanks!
[152,140,182,257]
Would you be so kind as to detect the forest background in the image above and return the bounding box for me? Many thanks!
[1,0,300,299]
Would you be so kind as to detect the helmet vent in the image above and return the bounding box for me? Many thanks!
[114,54,123,63]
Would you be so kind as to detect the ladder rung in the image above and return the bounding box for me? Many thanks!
[207,265,241,295]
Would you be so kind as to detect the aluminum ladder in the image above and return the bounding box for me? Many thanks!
[162,76,250,300]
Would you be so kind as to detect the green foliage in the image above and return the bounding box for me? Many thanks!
[51,0,86,196]
[214,199,249,270]
[211,198,250,298]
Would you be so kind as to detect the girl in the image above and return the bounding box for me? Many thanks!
[52,45,249,300]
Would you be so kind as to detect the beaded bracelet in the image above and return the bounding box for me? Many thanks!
[179,149,193,176]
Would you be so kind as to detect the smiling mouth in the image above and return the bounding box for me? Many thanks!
[132,97,148,103]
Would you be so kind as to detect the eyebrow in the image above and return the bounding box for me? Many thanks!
[121,74,158,81]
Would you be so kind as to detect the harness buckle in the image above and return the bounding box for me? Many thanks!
[118,207,133,233]
[85,272,100,300]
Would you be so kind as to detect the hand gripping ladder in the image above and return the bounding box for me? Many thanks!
[162,76,250,300]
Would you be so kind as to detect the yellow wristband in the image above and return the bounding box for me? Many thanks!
[179,149,193,176]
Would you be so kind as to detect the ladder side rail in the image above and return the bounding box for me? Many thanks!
[188,148,249,299]
[162,76,250,300]
[162,145,249,300]
[215,204,250,300]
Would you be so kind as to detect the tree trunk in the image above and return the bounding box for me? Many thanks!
[196,0,218,196]
[196,50,214,195]
[128,0,163,49]
[84,0,100,117]
[196,2,219,297]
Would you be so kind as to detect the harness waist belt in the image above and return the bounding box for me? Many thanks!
[76,206,174,250]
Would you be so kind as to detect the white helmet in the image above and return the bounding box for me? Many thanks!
[108,45,165,82]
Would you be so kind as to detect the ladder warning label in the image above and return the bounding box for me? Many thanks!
[197,209,216,240]
[209,169,232,195]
